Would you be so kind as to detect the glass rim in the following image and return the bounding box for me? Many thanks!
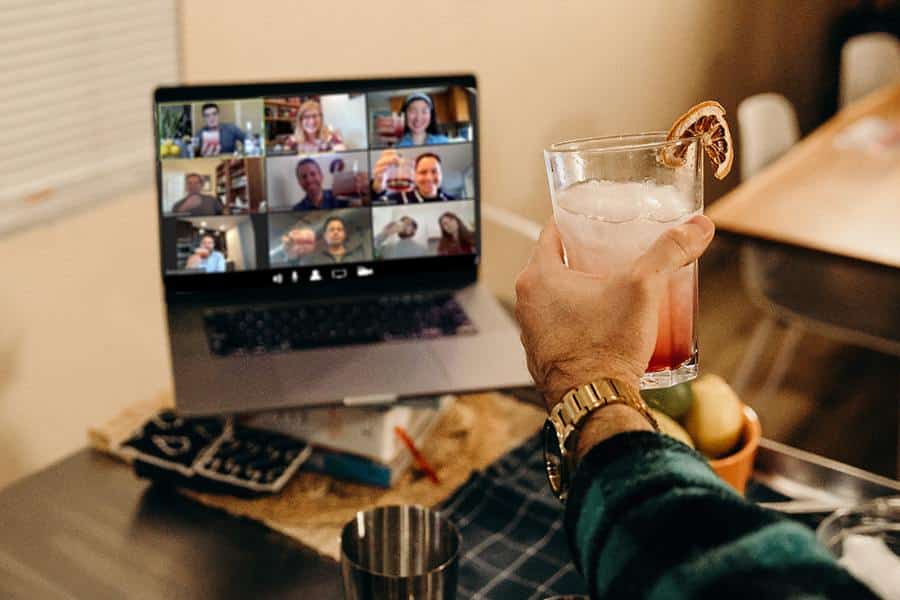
[340,505,462,579]
[545,131,701,155]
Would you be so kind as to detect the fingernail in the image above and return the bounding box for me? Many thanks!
[691,215,715,238]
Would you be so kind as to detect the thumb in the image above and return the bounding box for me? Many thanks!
[634,215,715,277]
[533,219,566,268]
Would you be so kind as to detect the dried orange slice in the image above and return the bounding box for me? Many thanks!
[661,100,734,180]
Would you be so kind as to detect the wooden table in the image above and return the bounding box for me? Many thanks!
[709,83,900,269]
[2,440,897,599]
[0,450,342,599]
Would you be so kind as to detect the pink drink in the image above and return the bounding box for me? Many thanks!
[553,180,698,382]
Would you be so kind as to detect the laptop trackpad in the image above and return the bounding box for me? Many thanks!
[273,342,451,406]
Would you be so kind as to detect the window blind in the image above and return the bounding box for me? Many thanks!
[0,0,179,234]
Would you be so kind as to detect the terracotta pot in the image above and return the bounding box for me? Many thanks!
[708,404,761,494]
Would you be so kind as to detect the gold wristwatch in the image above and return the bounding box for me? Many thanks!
[543,378,659,502]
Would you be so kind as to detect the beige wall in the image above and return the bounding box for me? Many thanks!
[180,0,853,300]
[0,0,854,488]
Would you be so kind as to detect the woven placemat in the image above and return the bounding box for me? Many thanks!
[88,391,545,560]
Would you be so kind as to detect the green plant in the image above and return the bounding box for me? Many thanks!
[159,106,189,140]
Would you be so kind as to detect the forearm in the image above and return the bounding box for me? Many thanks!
[565,432,875,599]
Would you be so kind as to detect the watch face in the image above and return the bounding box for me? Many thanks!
[543,420,563,497]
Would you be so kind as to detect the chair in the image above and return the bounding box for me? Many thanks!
[839,32,900,108]
[737,93,801,179]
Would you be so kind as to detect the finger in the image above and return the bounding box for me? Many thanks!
[532,219,566,269]
[634,215,714,277]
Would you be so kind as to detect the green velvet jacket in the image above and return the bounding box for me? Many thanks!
[564,432,878,599]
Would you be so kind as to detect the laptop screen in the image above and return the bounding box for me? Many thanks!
[155,75,479,294]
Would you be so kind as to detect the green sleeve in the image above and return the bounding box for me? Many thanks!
[564,431,876,599]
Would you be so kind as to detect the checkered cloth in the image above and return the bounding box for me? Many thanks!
[439,433,588,599]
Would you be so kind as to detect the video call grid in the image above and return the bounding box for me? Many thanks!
[157,87,477,275]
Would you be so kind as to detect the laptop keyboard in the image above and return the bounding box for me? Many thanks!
[203,292,477,357]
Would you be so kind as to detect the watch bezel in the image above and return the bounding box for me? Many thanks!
[543,418,569,501]
[543,419,565,498]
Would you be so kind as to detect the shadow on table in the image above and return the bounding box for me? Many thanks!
[128,483,341,599]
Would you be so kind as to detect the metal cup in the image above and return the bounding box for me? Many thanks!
[341,504,461,600]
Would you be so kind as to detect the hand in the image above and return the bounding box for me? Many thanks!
[381,221,402,237]
[185,254,203,268]
[515,215,715,410]
[371,149,400,194]
[353,172,369,194]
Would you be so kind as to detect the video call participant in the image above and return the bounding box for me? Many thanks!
[374,217,428,259]
[371,152,456,204]
[170,173,224,216]
[437,212,475,256]
[309,216,367,264]
[397,93,450,147]
[196,103,246,156]
[292,158,340,211]
[291,100,346,154]
[271,227,317,265]
[185,234,226,273]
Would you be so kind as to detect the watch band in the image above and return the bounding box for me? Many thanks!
[548,379,659,446]
[544,378,659,502]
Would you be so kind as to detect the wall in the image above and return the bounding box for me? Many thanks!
[180,0,855,302]
[180,0,854,201]
[0,191,172,488]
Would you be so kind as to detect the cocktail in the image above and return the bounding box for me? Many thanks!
[374,112,405,146]
[544,103,732,388]
[382,158,416,194]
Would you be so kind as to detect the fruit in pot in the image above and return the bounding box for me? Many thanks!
[651,408,694,449]
[684,374,744,458]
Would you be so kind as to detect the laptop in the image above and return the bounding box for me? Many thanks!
[154,74,532,415]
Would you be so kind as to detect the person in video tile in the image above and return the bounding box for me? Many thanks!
[171,173,224,216]
[374,216,428,259]
[292,100,346,154]
[292,158,340,210]
[397,93,450,147]
[377,152,456,204]
[197,103,246,156]
[311,216,366,264]
[437,212,475,256]
[271,227,317,265]
[185,234,227,272]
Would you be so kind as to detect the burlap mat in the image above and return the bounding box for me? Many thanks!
[88,391,545,560]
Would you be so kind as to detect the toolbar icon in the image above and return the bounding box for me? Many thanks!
[357,265,374,277]
[309,269,323,282]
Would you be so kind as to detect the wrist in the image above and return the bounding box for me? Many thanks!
[574,403,655,462]
[543,361,642,408]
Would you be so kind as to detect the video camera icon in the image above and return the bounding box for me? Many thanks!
[357,265,374,278]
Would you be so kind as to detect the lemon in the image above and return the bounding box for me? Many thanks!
[684,374,744,459]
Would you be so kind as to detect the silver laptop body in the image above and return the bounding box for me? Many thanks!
[155,75,531,415]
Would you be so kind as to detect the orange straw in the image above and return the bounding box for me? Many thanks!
[394,426,440,485]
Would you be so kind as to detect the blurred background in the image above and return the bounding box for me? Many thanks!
[1,0,898,488]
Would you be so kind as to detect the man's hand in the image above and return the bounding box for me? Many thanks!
[514,215,715,411]
[371,150,400,194]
